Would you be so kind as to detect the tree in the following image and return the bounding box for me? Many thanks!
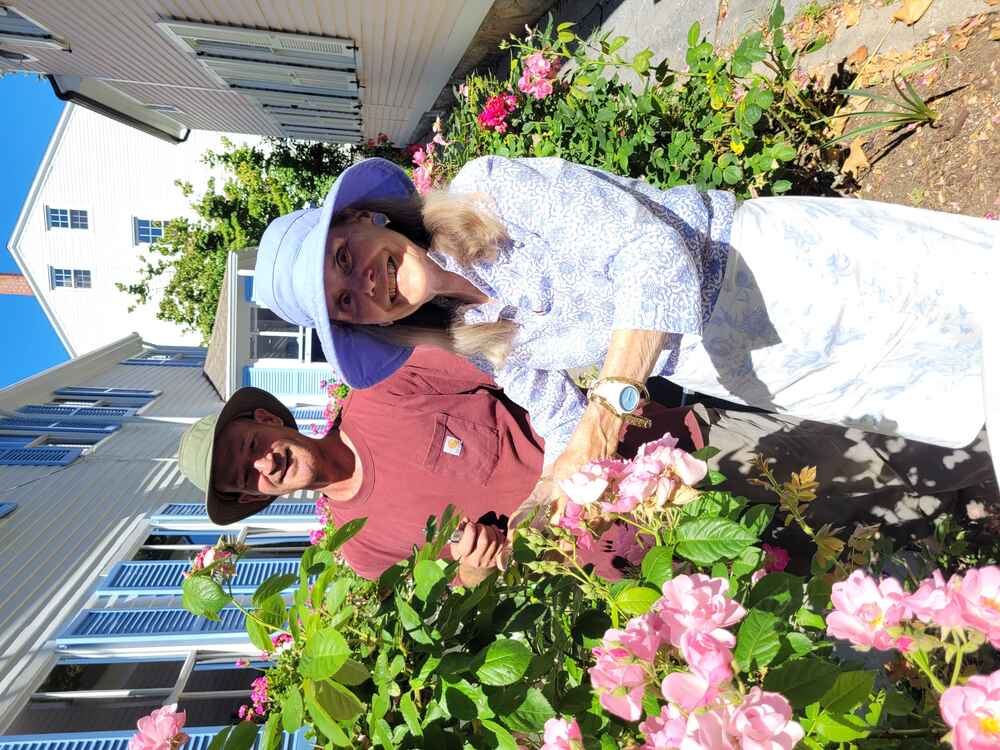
[117,138,358,342]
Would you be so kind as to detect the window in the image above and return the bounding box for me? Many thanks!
[0,7,65,48]
[135,218,165,244]
[47,207,88,229]
[123,348,206,368]
[0,503,17,519]
[50,267,91,289]
[250,306,311,362]
[54,387,161,409]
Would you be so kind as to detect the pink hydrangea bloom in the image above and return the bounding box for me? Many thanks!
[762,544,790,573]
[315,497,333,524]
[309,528,326,546]
[826,570,907,650]
[270,632,293,653]
[729,688,804,750]
[541,717,584,750]
[905,570,965,633]
[939,670,1000,750]
[656,574,747,647]
[129,704,190,750]
[640,703,691,749]
[234,658,250,668]
[957,566,1000,647]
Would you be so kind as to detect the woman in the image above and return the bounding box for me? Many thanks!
[252,156,997,511]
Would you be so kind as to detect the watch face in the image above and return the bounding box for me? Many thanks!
[618,386,640,412]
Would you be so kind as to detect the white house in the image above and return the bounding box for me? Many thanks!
[6,103,261,357]
[0,1,498,146]
[0,333,322,737]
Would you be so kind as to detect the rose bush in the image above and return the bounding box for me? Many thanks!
[171,424,1000,750]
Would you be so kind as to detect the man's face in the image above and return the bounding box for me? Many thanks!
[213,410,324,500]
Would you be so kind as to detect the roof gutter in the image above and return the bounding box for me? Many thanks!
[47,74,190,144]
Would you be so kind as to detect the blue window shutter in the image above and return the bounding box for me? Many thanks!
[19,404,135,419]
[149,502,315,529]
[292,407,325,420]
[0,447,81,466]
[55,387,160,406]
[0,418,119,437]
[97,558,300,596]
[0,503,17,519]
[244,276,254,301]
[57,607,247,647]
[0,726,305,750]
[244,367,327,398]
[0,436,33,447]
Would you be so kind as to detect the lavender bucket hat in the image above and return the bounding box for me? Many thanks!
[253,158,415,388]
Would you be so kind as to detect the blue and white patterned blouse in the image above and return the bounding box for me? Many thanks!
[431,156,737,462]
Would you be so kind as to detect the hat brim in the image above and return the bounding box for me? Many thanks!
[205,387,298,526]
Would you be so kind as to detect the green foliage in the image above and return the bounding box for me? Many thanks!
[117,139,353,342]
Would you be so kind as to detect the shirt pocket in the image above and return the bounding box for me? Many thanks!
[423,413,500,486]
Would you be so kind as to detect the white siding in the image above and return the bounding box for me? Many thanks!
[0,352,224,731]
[12,105,259,356]
[2,0,491,144]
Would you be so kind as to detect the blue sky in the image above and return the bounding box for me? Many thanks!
[0,74,68,389]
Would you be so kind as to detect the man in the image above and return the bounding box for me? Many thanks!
[180,348,996,583]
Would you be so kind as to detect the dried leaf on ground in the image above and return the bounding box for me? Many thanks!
[843,137,871,177]
[991,21,1000,40]
[892,0,934,25]
[986,0,1000,7]
[847,45,869,68]
[952,35,971,50]
[844,4,862,28]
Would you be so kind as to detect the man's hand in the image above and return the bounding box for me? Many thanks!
[450,519,506,586]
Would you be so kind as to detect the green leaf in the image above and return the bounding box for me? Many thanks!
[763,658,840,710]
[734,609,782,670]
[318,679,363,721]
[302,680,349,746]
[784,632,815,656]
[474,638,532,686]
[399,692,423,737]
[325,577,350,614]
[821,671,876,714]
[769,2,785,30]
[395,595,433,645]
[641,546,674,588]
[299,627,349,680]
[884,689,916,716]
[206,726,232,750]
[750,572,804,617]
[181,575,231,620]
[805,34,828,54]
[731,546,764,579]
[252,573,297,606]
[615,585,661,616]
[691,446,720,460]
[482,719,519,750]
[327,517,366,552]
[572,609,612,643]
[443,679,495,720]
[772,142,797,161]
[687,21,701,47]
[558,30,575,44]
[222,722,258,750]
[632,49,653,76]
[771,179,793,194]
[676,517,756,565]
[260,712,280,750]
[806,576,832,610]
[813,711,870,742]
[332,658,370,686]
[504,687,556,733]
[741,505,774,537]
[246,595,285,653]
[281,688,304,733]
[413,559,446,601]
[505,603,546,632]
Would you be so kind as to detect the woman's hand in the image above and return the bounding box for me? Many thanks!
[549,402,624,523]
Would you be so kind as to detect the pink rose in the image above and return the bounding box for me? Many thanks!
[656,574,747,647]
[684,706,737,750]
[604,611,665,662]
[640,703,692,749]
[939,670,1000,750]
[680,630,735,688]
[560,461,613,506]
[826,570,908,650]
[637,433,680,459]
[589,647,649,720]
[750,569,767,586]
[129,704,190,750]
[542,717,584,750]
[524,52,552,77]
[662,670,720,711]
[957,567,1000,647]
[905,570,965,633]
[762,544,790,573]
[729,688,804,750]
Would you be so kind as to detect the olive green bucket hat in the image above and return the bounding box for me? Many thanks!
[178,387,297,525]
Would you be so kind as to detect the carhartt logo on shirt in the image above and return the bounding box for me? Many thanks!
[443,434,463,456]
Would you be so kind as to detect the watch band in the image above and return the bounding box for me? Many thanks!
[587,377,651,428]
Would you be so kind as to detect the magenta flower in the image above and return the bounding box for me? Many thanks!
[728,688,804,750]
[826,570,907,650]
[309,528,326,546]
[477,93,518,133]
[129,704,190,750]
[656,574,747,648]
[270,632,293,653]
[541,717,584,750]
[762,544,790,573]
[940,670,1000,750]
[905,569,965,634]
[957,566,1000,647]
[234,658,250,668]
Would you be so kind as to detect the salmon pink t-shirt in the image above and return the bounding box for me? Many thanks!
[327,348,702,579]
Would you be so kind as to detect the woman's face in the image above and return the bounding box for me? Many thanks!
[323,213,435,325]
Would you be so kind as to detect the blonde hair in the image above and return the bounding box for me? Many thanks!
[332,190,518,366]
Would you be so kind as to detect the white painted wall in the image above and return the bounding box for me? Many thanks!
[11,104,260,356]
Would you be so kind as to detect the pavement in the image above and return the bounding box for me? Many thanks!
[548,0,994,75]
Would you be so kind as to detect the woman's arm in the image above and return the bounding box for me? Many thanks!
[549,328,667,521]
